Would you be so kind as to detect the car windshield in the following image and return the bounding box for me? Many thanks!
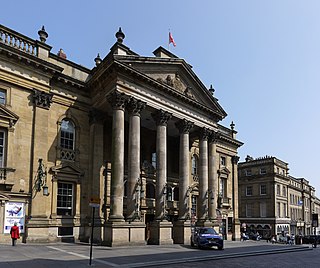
[199,228,217,235]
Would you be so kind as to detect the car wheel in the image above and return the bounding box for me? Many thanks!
[218,245,223,250]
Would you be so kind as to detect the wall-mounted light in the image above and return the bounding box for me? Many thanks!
[37,158,49,196]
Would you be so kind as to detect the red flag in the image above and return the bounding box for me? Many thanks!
[169,32,176,47]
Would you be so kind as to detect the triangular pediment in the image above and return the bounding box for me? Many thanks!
[114,48,227,121]
[0,104,19,129]
[0,192,10,200]
[218,167,231,175]
[50,163,84,177]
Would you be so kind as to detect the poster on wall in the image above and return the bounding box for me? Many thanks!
[4,202,25,234]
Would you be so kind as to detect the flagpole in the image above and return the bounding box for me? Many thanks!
[168,29,170,51]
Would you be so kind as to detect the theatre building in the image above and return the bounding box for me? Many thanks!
[0,24,242,245]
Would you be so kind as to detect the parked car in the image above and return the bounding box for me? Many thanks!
[302,235,320,244]
[191,227,224,250]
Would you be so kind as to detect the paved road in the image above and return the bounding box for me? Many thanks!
[0,240,317,268]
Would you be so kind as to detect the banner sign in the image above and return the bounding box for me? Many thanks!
[4,202,25,234]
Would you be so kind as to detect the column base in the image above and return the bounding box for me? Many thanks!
[232,219,241,241]
[196,220,213,228]
[173,220,192,244]
[148,220,173,245]
[102,221,146,247]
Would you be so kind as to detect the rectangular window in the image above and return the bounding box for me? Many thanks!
[0,90,6,105]
[260,184,267,195]
[58,227,73,236]
[283,203,287,217]
[57,182,73,216]
[246,186,253,196]
[282,186,286,197]
[0,130,6,168]
[220,178,227,197]
[220,156,226,166]
[276,185,280,195]
[260,202,266,217]
[246,203,253,217]
[245,169,252,176]
[277,202,281,217]
[260,168,266,174]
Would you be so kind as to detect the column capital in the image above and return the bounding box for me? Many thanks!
[209,131,219,143]
[128,97,146,116]
[199,127,211,141]
[32,89,53,109]
[232,155,240,164]
[175,119,194,134]
[107,91,128,111]
[152,109,172,126]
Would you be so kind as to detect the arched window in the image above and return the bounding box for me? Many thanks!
[146,183,155,198]
[60,119,75,150]
[191,154,198,176]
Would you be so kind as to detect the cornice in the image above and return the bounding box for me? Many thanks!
[0,43,63,75]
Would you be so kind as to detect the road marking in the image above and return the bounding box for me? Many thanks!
[47,246,119,267]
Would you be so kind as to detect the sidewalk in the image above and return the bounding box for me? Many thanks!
[0,240,313,268]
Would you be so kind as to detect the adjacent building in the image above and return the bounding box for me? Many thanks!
[238,155,320,239]
[0,24,243,245]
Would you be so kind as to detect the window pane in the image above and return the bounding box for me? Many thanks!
[0,90,6,105]
[57,182,73,216]
[60,119,75,150]
[0,131,5,167]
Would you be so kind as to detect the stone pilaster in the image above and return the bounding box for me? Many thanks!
[27,90,52,242]
[107,91,127,222]
[126,98,146,221]
[232,155,241,240]
[197,128,210,224]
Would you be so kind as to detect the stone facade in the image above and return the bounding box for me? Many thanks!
[238,155,320,239]
[0,24,242,245]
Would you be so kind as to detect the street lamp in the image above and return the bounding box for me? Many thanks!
[36,158,49,196]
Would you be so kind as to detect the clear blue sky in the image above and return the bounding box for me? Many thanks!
[2,1,320,193]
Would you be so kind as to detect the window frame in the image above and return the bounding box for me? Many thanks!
[260,184,267,195]
[57,182,74,216]
[0,129,6,168]
[60,119,75,150]
[246,186,253,196]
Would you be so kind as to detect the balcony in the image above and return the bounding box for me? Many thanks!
[0,24,38,56]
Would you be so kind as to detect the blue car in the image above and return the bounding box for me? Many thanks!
[191,227,224,250]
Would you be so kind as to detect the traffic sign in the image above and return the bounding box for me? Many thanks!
[89,196,100,208]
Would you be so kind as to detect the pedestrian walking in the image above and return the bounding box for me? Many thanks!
[10,222,20,246]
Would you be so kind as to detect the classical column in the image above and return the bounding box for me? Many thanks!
[107,91,127,222]
[175,119,194,220]
[152,109,172,220]
[197,128,210,222]
[232,155,241,240]
[126,98,146,221]
[208,131,218,221]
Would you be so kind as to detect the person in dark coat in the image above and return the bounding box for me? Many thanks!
[10,222,20,246]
